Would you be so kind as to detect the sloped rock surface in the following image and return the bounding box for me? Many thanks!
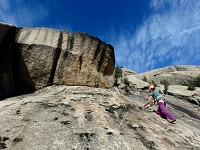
[118,66,200,105]
[137,65,200,85]
[121,68,137,76]
[126,75,149,89]
[0,86,199,149]
[157,85,200,105]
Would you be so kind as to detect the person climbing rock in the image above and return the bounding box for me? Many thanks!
[144,84,176,123]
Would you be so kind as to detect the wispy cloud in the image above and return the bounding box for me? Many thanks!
[1,0,200,74]
[0,0,73,32]
[0,0,16,25]
[0,0,9,11]
[0,0,52,27]
[112,0,200,73]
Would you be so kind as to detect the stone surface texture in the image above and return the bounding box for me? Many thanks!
[136,65,200,85]
[0,23,15,99]
[0,85,199,150]
[126,75,149,89]
[0,23,115,99]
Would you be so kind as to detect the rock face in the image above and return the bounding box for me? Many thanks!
[136,65,200,85]
[126,75,149,89]
[133,66,200,105]
[0,22,115,99]
[0,23,15,99]
[0,85,199,149]
[0,23,36,100]
[114,66,200,105]
[121,68,137,76]
[53,32,115,88]
[157,85,200,105]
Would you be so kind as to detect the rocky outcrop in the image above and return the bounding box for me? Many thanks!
[115,68,147,91]
[0,85,199,149]
[115,66,200,105]
[157,85,200,105]
[0,22,115,99]
[126,75,149,89]
[134,66,200,105]
[121,68,137,76]
[53,32,115,88]
[0,23,36,100]
[136,65,200,85]
[0,23,15,99]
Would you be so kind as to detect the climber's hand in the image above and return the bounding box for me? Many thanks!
[144,104,150,109]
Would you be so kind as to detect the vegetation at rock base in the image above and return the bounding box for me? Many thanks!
[161,79,170,94]
[114,67,122,79]
[142,76,147,82]
[192,75,200,87]
[187,85,196,91]
[123,77,130,86]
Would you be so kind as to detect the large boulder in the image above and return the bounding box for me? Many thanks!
[121,68,137,76]
[16,27,62,88]
[126,75,149,89]
[0,23,36,99]
[54,32,115,88]
[0,23,15,99]
[16,28,115,89]
[0,22,115,99]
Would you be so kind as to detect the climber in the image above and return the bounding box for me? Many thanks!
[144,84,176,123]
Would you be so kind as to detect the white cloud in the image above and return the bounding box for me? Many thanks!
[0,0,9,11]
[150,0,176,10]
[0,0,17,25]
[0,0,73,32]
[113,0,200,73]
[1,0,200,74]
[0,0,52,27]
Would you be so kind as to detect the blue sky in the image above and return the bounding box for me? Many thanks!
[0,0,200,73]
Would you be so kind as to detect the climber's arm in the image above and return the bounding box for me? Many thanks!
[144,96,153,108]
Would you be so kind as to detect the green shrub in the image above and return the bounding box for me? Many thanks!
[180,80,190,86]
[160,79,170,85]
[193,75,200,87]
[123,77,130,86]
[161,79,170,94]
[163,84,169,94]
[187,85,196,91]
[142,76,147,82]
[124,92,130,96]
[115,67,122,79]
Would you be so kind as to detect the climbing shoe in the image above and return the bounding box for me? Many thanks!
[168,118,176,124]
